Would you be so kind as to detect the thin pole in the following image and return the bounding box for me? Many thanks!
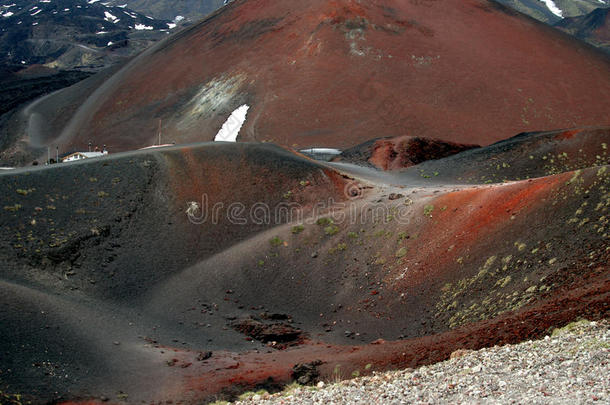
[158,119,162,146]
[47,146,50,165]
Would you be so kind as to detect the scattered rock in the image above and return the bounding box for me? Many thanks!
[450,349,474,359]
[231,317,303,347]
[292,360,323,385]
[196,351,212,361]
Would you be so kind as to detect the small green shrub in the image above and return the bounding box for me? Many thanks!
[316,217,334,226]
[16,188,34,196]
[270,236,283,247]
[292,225,305,234]
[324,225,339,236]
[424,205,434,217]
[396,247,407,258]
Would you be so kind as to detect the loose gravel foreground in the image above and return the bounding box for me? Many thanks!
[232,320,609,405]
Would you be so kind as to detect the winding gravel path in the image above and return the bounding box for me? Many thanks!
[234,320,609,404]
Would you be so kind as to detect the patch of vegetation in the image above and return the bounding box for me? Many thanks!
[98,191,108,198]
[283,190,293,199]
[0,390,29,405]
[395,247,407,258]
[347,231,359,239]
[397,231,408,241]
[423,204,434,217]
[374,257,386,265]
[324,225,339,236]
[3,204,22,212]
[280,382,303,397]
[551,319,591,337]
[316,217,334,226]
[514,241,527,251]
[16,188,35,196]
[329,243,347,254]
[292,225,305,234]
[237,389,268,401]
[270,236,284,247]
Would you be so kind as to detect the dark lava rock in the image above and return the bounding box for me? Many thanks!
[292,360,323,385]
[196,351,212,361]
[231,318,302,345]
[260,312,291,321]
[388,193,404,200]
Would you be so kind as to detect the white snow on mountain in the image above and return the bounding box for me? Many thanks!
[104,10,119,23]
[539,0,564,18]
[215,105,250,142]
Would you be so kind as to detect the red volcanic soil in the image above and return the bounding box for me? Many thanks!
[11,0,610,158]
[336,135,479,170]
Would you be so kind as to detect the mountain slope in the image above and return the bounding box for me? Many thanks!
[555,7,610,52]
[0,0,176,71]
[5,0,609,163]
[496,0,610,23]
[106,0,227,22]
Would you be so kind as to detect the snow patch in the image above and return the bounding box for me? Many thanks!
[104,10,118,22]
[2,11,13,17]
[167,22,176,29]
[215,105,250,142]
[30,9,42,16]
[174,15,184,22]
[134,23,153,30]
[538,0,563,18]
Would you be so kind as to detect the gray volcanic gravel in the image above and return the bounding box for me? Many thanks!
[234,320,609,404]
